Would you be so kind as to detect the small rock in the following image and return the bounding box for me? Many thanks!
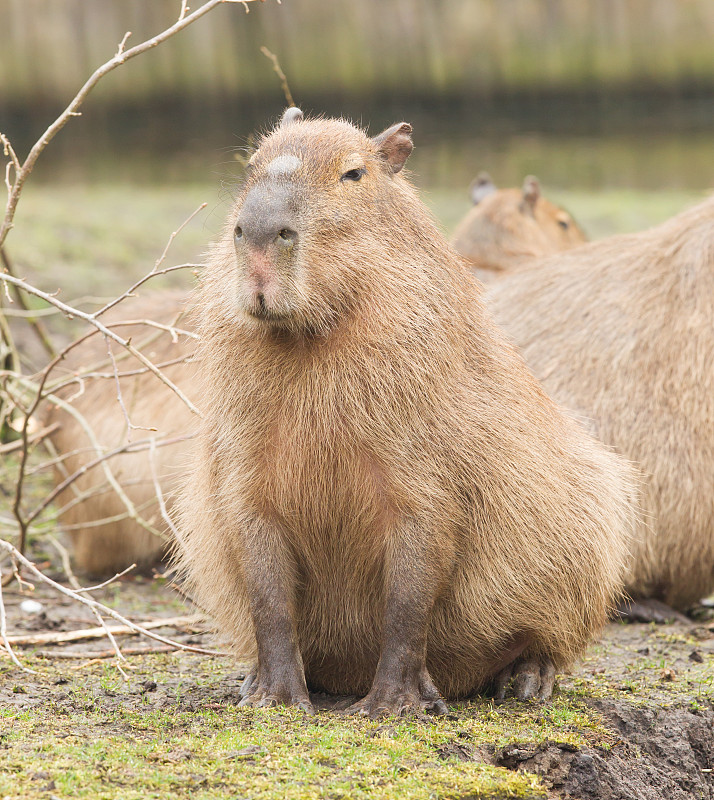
[140,680,158,693]
[20,599,43,614]
[637,647,650,655]
[659,668,677,682]
[691,626,714,641]
[162,749,192,763]
[689,650,704,663]
[224,745,264,760]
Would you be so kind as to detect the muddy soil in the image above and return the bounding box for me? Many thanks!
[2,573,714,799]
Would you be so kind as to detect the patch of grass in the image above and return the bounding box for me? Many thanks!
[0,650,628,800]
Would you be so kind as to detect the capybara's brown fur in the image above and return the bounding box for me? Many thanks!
[45,290,196,576]
[176,110,636,713]
[487,195,714,611]
[451,174,586,283]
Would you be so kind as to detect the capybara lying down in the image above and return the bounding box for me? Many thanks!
[451,173,586,282]
[487,194,714,616]
[45,290,197,576]
[176,108,637,716]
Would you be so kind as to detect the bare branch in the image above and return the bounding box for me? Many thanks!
[0,0,262,248]
[47,534,129,674]
[0,570,37,673]
[0,539,224,657]
[0,422,59,455]
[1,246,57,358]
[94,200,206,318]
[2,614,200,647]
[0,272,200,416]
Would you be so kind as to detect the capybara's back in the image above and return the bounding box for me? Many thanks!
[45,290,196,576]
[488,195,714,609]
[177,110,636,714]
[451,174,586,282]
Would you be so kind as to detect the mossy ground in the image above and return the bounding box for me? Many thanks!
[2,567,714,799]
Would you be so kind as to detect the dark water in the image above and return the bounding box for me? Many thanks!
[3,93,714,193]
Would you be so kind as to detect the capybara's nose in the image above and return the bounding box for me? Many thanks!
[235,185,299,250]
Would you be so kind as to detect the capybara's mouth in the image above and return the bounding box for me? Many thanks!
[245,303,291,323]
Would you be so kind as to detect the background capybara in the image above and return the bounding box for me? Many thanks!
[45,290,196,576]
[487,194,714,615]
[451,174,586,282]
[176,109,637,716]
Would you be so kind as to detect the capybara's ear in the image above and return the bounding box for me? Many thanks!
[521,176,540,213]
[280,107,304,127]
[372,122,413,174]
[470,172,496,205]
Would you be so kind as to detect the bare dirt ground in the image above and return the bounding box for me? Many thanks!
[2,568,713,800]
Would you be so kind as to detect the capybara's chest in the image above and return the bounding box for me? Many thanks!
[260,418,396,543]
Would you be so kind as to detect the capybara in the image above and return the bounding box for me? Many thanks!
[176,108,637,716]
[487,195,714,615]
[451,173,586,282]
[45,290,197,576]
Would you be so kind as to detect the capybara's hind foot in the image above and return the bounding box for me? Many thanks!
[345,671,448,718]
[495,658,555,702]
[237,673,315,715]
[615,598,691,625]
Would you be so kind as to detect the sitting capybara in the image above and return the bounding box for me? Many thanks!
[487,195,714,617]
[451,173,586,282]
[176,108,637,716]
[45,290,197,576]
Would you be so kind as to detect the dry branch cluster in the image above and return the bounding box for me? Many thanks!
[0,0,262,674]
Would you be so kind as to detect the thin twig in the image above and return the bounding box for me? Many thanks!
[149,439,184,545]
[105,334,156,435]
[260,46,295,106]
[75,564,139,593]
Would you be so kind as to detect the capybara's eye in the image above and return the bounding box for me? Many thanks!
[278,229,296,241]
[234,225,243,239]
[556,216,570,230]
[341,167,366,182]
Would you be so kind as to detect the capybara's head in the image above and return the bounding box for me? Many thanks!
[229,108,414,334]
[452,174,586,275]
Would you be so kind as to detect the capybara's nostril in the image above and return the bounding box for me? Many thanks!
[277,228,297,243]
[256,293,266,311]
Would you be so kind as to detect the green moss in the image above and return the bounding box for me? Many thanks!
[0,650,631,800]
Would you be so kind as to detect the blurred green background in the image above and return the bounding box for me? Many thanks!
[1,0,713,310]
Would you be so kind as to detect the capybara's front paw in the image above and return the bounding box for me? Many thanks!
[239,666,257,699]
[494,657,555,702]
[238,673,314,714]
[346,671,447,718]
